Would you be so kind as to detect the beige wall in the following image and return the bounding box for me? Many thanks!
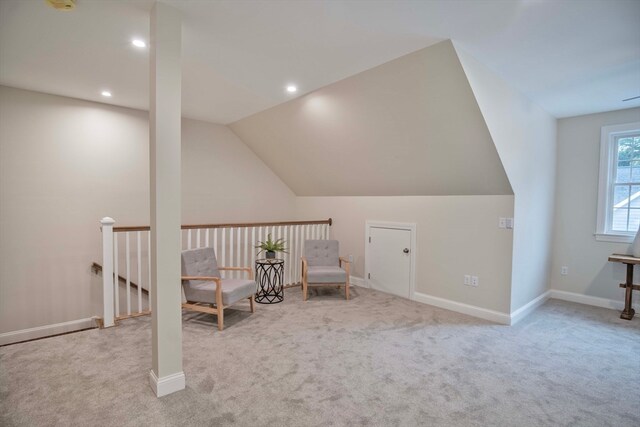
[0,86,295,335]
[551,107,640,301]
[182,119,295,223]
[231,40,512,197]
[456,46,557,312]
[296,196,515,313]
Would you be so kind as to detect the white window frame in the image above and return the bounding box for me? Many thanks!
[596,121,640,242]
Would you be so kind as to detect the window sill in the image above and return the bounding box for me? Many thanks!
[594,233,634,243]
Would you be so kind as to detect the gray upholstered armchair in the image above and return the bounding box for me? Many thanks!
[181,247,256,331]
[301,240,351,301]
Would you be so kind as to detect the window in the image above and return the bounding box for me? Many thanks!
[596,122,640,242]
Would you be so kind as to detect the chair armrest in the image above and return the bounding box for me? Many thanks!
[301,257,308,279]
[218,267,254,280]
[339,257,351,275]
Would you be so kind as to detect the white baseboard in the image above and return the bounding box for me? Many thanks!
[149,370,186,398]
[0,317,98,346]
[549,289,640,312]
[350,276,367,288]
[412,291,511,325]
[510,291,550,325]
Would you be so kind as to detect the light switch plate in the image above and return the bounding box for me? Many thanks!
[498,217,506,229]
[506,218,514,229]
[464,275,471,286]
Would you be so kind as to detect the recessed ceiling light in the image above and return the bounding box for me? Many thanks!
[132,39,146,48]
[101,91,112,97]
[286,85,297,93]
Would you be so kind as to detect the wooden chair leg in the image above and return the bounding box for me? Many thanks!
[249,295,255,313]
[345,282,350,300]
[303,280,308,301]
[217,306,224,331]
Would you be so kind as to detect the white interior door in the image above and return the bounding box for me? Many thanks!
[367,226,412,298]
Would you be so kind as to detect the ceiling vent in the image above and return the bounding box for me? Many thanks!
[45,0,76,11]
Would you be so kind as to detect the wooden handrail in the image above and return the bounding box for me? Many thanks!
[91,262,149,295]
[112,218,332,232]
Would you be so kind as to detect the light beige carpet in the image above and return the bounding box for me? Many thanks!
[1,286,639,426]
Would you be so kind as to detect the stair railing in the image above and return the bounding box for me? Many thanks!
[97,217,332,327]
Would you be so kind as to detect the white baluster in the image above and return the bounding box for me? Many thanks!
[196,229,201,249]
[100,217,115,328]
[300,225,305,283]
[114,232,119,317]
[251,227,256,268]
[288,225,293,285]
[288,225,294,285]
[213,228,218,255]
[187,229,192,250]
[257,227,263,260]
[236,227,241,278]
[206,228,210,247]
[230,228,235,279]
[147,231,151,311]
[244,227,248,269]
[283,225,289,285]
[125,232,131,316]
[295,225,300,284]
[221,228,226,278]
[137,231,142,313]
[274,225,279,278]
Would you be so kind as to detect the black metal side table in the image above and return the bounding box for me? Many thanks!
[255,258,285,304]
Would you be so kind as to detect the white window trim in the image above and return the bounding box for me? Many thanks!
[595,121,640,243]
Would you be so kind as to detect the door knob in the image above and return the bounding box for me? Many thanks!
[403,248,410,254]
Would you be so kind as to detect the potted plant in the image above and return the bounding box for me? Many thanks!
[256,234,288,259]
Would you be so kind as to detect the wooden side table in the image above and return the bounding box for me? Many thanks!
[608,254,640,320]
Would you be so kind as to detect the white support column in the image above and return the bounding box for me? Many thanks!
[148,1,185,398]
[100,217,115,328]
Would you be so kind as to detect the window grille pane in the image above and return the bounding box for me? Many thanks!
[618,138,633,164]
[617,164,631,183]
[632,185,640,207]
[632,161,640,182]
[612,207,629,231]
[630,209,640,232]
[614,185,630,205]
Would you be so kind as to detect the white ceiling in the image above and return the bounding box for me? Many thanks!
[0,0,638,124]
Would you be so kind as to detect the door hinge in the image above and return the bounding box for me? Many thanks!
[369,236,371,243]
[368,273,371,279]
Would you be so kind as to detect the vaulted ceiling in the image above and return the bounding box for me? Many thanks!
[231,41,513,197]
[1,0,638,124]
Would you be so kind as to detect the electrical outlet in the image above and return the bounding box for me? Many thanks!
[464,275,471,286]
[348,254,354,263]
[498,217,506,229]
[561,266,568,276]
[471,276,479,287]
[506,218,514,229]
